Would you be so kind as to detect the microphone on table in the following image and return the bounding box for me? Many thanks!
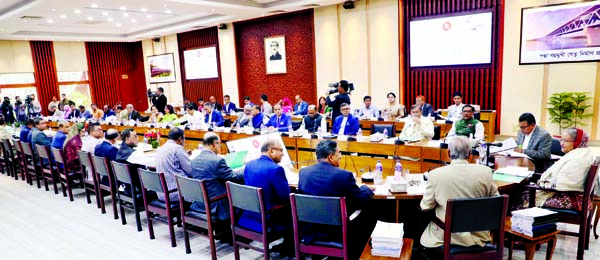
[485,142,503,147]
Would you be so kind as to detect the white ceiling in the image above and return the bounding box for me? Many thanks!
[0,0,345,42]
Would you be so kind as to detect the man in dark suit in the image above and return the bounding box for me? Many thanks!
[302,105,323,133]
[204,102,224,127]
[94,129,120,161]
[269,41,282,61]
[209,96,222,111]
[67,104,80,119]
[125,104,142,121]
[151,87,167,114]
[238,139,293,255]
[298,140,376,260]
[116,128,137,162]
[20,119,34,143]
[326,80,352,121]
[416,95,434,117]
[188,132,243,221]
[30,118,52,146]
[265,104,291,132]
[515,113,552,171]
[251,105,264,129]
[222,94,237,114]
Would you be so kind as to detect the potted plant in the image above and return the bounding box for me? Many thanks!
[546,92,593,134]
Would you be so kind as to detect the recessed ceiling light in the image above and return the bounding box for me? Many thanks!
[91,3,98,8]
[107,17,113,22]
[116,23,122,27]
[102,11,108,16]
[123,13,128,17]
[141,8,147,12]
[47,19,54,23]
[51,8,57,12]
[87,16,94,21]
[211,9,215,12]
[131,19,136,23]
[59,14,67,19]
[120,6,127,11]
[146,14,152,19]
[74,9,81,14]
[163,4,168,7]
[165,10,172,14]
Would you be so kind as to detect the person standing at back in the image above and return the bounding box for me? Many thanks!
[325,80,351,121]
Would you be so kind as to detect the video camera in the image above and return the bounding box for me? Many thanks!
[24,96,33,104]
[147,88,158,98]
[328,81,355,94]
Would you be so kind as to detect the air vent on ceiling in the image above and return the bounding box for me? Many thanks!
[20,15,43,20]
[192,26,206,29]
[268,10,286,14]
[302,4,321,7]
[79,20,103,25]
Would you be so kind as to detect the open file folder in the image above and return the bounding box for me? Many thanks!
[225,150,248,169]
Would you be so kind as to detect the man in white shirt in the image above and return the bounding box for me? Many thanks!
[182,105,203,127]
[400,104,434,141]
[81,123,104,153]
[358,95,379,119]
[260,94,272,116]
[446,91,465,121]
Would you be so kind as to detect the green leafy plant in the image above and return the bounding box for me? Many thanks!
[547,92,593,134]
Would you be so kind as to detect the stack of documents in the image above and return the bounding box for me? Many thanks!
[371,221,404,257]
[511,207,558,237]
[493,166,531,183]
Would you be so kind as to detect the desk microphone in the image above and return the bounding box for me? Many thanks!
[485,142,503,147]
[439,138,448,149]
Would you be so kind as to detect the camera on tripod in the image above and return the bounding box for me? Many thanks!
[328,80,355,94]
[25,96,33,104]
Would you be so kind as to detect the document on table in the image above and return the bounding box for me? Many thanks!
[489,138,518,154]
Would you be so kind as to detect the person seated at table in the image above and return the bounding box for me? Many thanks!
[251,105,264,129]
[447,105,484,142]
[280,97,293,114]
[67,104,80,119]
[238,139,294,256]
[415,95,434,117]
[514,128,594,212]
[102,105,116,121]
[181,104,203,127]
[52,104,64,119]
[514,113,552,164]
[30,117,52,147]
[90,104,104,121]
[204,102,224,127]
[358,95,379,118]
[331,103,359,136]
[266,104,292,132]
[301,105,323,133]
[188,132,244,222]
[51,121,69,149]
[232,105,253,128]
[160,105,178,123]
[318,96,330,116]
[156,128,191,203]
[115,105,127,121]
[117,128,151,193]
[222,94,237,114]
[148,105,163,124]
[78,105,92,120]
[244,95,255,108]
[209,96,222,111]
[20,119,34,143]
[299,140,376,260]
[420,136,499,251]
[125,104,142,122]
[82,123,103,153]
[197,98,205,113]
[446,91,465,121]
[399,104,434,141]
[293,95,308,116]
[95,129,120,162]
[63,123,84,173]
[382,92,405,120]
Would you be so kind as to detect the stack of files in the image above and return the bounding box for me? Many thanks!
[511,207,558,237]
[371,221,404,257]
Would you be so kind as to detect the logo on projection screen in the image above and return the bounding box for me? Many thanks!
[442,21,451,31]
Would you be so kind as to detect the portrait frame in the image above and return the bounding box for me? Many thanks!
[265,35,287,74]
[147,53,176,84]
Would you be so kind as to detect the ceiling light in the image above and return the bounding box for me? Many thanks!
[165,10,172,14]
[91,3,98,8]
[87,16,94,21]
[102,11,108,16]
[163,4,168,7]
[123,13,128,17]
[116,23,121,27]
[141,8,147,12]
[74,9,81,14]
[51,8,57,12]
[47,19,54,23]
[59,14,67,19]
[211,9,215,12]
[120,6,127,11]
[107,17,113,22]
[146,14,152,19]
[131,19,136,23]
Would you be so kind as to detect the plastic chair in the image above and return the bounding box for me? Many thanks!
[290,193,349,260]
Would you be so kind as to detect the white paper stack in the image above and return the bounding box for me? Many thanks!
[511,207,558,237]
[371,221,404,257]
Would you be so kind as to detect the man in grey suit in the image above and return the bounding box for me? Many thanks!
[515,113,552,171]
[232,105,252,128]
[420,136,499,250]
[188,132,243,221]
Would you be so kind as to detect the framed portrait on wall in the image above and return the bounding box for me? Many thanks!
[265,35,286,74]
[147,53,176,83]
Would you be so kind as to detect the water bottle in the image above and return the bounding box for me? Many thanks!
[394,160,403,181]
[357,128,362,137]
[143,136,148,144]
[261,123,267,133]
[383,128,388,138]
[374,160,383,185]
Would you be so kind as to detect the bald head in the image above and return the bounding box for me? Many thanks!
[105,128,120,143]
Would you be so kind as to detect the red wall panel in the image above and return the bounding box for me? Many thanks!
[234,9,316,106]
[30,41,59,116]
[177,27,223,105]
[402,0,504,133]
[85,42,148,111]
